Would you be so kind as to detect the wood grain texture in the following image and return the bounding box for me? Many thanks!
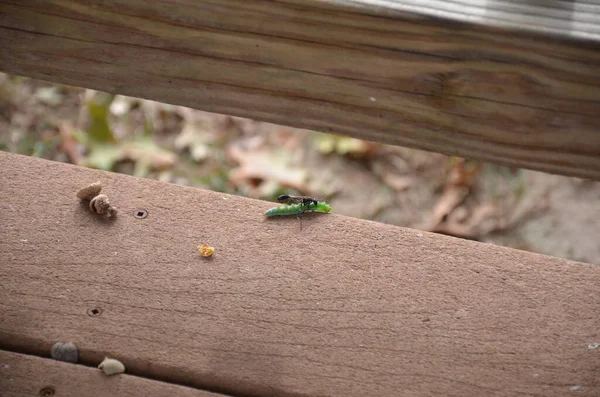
[0,1,599,179]
[0,350,228,397]
[1,151,599,397]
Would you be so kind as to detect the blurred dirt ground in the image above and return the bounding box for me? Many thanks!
[1,73,598,264]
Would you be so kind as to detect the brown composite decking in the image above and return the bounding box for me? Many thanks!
[1,0,599,179]
[1,1,600,395]
[1,152,599,397]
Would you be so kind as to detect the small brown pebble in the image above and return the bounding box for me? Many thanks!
[76,182,102,200]
[51,342,78,363]
[90,195,118,217]
[108,206,118,218]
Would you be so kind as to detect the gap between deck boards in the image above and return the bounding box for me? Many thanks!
[0,349,232,397]
[0,345,241,397]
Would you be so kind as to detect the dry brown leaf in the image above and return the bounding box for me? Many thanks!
[119,141,176,171]
[58,123,82,165]
[447,158,482,188]
[371,159,416,191]
[428,195,549,239]
[425,158,482,232]
[428,187,470,228]
[174,118,212,162]
[226,144,308,194]
[382,174,415,191]
[430,203,499,238]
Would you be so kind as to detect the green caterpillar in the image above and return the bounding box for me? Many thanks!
[265,201,332,217]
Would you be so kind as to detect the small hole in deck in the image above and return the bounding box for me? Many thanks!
[87,307,103,317]
[39,386,55,397]
[134,209,148,219]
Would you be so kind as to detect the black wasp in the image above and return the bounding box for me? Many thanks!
[277,194,319,207]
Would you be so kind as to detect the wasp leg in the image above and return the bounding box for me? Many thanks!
[297,208,307,232]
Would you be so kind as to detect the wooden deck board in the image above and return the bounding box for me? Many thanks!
[1,1,599,179]
[0,350,228,397]
[1,152,599,397]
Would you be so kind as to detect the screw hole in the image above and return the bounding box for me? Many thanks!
[134,209,148,219]
[87,307,102,317]
[39,386,55,397]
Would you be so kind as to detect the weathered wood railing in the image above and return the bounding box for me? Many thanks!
[1,1,599,397]
[1,0,599,179]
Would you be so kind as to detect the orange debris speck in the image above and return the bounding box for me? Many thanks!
[198,243,215,257]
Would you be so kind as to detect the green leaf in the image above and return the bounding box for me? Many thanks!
[86,92,116,143]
